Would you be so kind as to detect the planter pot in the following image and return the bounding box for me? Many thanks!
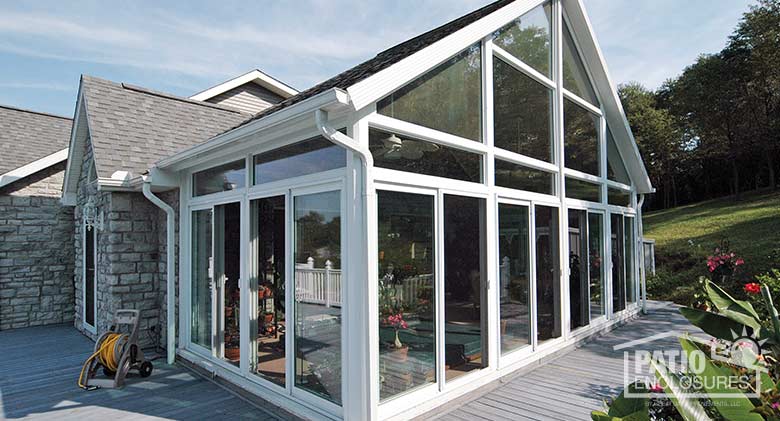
[225,347,240,361]
[386,345,409,363]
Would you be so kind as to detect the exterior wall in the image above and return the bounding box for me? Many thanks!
[0,161,75,330]
[205,83,284,113]
[73,137,180,349]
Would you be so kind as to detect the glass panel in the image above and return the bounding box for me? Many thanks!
[625,217,636,303]
[377,191,436,401]
[493,2,552,77]
[444,195,486,381]
[608,188,632,207]
[215,203,241,367]
[564,98,600,176]
[250,196,286,386]
[498,203,531,354]
[191,209,213,349]
[568,210,589,329]
[495,159,554,195]
[193,159,246,197]
[85,227,95,327]
[566,177,601,203]
[607,128,631,184]
[535,205,560,342]
[611,214,626,312]
[377,44,482,142]
[369,128,482,183]
[562,23,599,106]
[294,191,342,404]
[493,58,554,162]
[254,136,346,185]
[588,213,605,320]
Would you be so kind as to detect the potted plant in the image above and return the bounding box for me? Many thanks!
[384,313,409,361]
[263,310,274,324]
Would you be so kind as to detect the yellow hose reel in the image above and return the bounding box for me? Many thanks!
[78,309,154,390]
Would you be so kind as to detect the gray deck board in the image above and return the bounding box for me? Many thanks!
[424,301,700,421]
[1,302,696,420]
[0,324,295,420]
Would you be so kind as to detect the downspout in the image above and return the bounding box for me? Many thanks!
[315,108,374,420]
[637,193,647,314]
[142,176,176,365]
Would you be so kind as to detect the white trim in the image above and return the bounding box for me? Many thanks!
[0,148,69,189]
[492,45,556,90]
[190,69,298,101]
[563,88,602,116]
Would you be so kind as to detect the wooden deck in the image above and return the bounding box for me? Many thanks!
[421,301,699,421]
[0,324,298,420]
[0,301,696,420]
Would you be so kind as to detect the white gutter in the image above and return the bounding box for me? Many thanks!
[637,193,647,314]
[141,176,176,364]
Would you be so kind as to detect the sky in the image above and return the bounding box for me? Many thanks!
[0,0,753,118]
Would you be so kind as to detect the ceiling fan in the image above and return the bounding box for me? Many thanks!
[373,133,440,160]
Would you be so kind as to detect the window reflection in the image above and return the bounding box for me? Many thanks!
[498,203,531,354]
[378,44,482,142]
[588,213,605,320]
[493,58,554,162]
[606,128,631,184]
[611,214,626,312]
[625,217,636,303]
[565,177,601,203]
[495,159,554,195]
[191,209,213,349]
[377,191,436,401]
[369,128,482,183]
[193,159,246,197]
[535,205,561,342]
[443,195,486,381]
[253,136,346,185]
[568,210,589,330]
[562,23,599,106]
[294,191,342,404]
[493,2,552,77]
[564,99,600,176]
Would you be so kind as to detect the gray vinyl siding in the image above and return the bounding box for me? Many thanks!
[205,83,285,113]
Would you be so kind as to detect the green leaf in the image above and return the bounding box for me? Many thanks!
[608,383,649,418]
[706,279,760,319]
[591,411,614,421]
[679,336,762,420]
[652,358,712,421]
[679,307,749,341]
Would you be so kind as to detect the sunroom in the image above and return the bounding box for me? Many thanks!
[152,0,652,420]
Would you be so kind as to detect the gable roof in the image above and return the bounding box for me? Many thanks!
[0,104,71,176]
[79,75,253,180]
[223,0,514,134]
[190,69,298,102]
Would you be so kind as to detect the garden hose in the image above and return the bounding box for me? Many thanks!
[77,332,128,389]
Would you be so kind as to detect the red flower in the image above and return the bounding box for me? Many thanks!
[744,283,761,295]
[650,383,664,393]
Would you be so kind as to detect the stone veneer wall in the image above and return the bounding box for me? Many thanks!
[73,138,179,350]
[0,161,75,330]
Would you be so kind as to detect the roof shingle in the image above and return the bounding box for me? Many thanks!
[0,105,72,175]
[80,76,253,179]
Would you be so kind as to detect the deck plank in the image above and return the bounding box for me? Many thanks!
[0,324,295,420]
[424,301,699,420]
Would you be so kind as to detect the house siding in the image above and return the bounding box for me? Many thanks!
[0,161,75,330]
[205,83,284,113]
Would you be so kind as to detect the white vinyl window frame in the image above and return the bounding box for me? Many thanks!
[82,222,97,334]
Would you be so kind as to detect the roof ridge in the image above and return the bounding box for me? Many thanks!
[120,83,249,114]
[0,103,72,121]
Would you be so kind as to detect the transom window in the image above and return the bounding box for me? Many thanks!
[192,159,246,197]
[253,135,346,185]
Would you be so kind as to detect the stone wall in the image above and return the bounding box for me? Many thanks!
[73,136,180,350]
[0,161,75,330]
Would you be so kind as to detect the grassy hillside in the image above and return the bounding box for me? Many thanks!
[643,190,780,303]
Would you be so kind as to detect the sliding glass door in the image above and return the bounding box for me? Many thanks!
[535,205,561,343]
[611,213,626,312]
[249,195,287,386]
[293,189,343,405]
[568,210,605,330]
[190,202,242,365]
[498,202,531,355]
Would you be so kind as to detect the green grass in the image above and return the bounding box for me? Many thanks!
[644,190,780,303]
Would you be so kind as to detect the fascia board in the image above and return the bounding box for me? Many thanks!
[190,70,298,101]
[0,148,69,189]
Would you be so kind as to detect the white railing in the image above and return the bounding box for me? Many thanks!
[295,257,342,307]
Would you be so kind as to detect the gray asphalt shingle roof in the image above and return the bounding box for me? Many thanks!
[0,105,72,175]
[81,75,253,179]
